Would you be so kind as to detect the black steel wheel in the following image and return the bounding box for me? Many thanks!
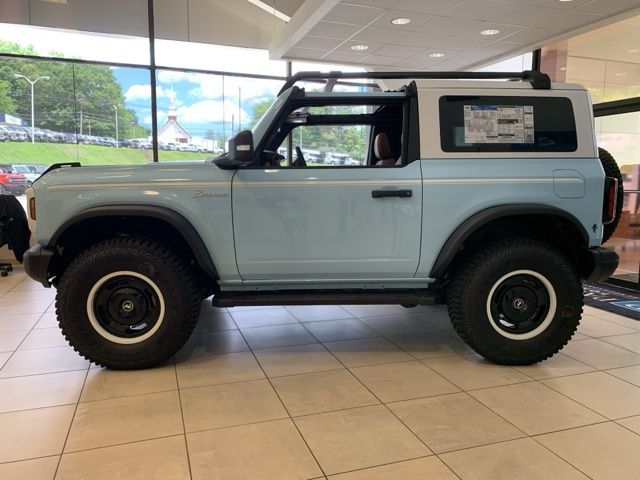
[447,238,582,365]
[56,237,202,369]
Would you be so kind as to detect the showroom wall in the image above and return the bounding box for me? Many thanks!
[542,13,640,278]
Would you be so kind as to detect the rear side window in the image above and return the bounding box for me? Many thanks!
[439,95,577,152]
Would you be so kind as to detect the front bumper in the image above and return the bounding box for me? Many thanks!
[23,245,55,287]
[582,247,619,283]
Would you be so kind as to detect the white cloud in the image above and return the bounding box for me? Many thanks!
[176,100,250,125]
[125,84,164,101]
[157,70,189,83]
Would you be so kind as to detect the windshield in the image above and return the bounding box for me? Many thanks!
[14,166,29,173]
[251,88,294,146]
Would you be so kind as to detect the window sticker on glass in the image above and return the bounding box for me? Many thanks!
[464,105,534,144]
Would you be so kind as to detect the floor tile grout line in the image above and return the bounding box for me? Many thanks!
[0,366,91,381]
[528,433,596,480]
[415,357,534,393]
[0,453,60,467]
[596,335,640,355]
[613,418,640,438]
[232,320,329,479]
[0,306,52,375]
[308,454,447,479]
[467,379,612,436]
[284,304,357,322]
[559,346,640,371]
[537,374,637,421]
[42,433,188,459]
[52,366,91,479]
[295,319,439,458]
[172,357,194,480]
[587,369,640,395]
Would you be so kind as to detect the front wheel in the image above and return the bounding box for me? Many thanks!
[56,237,202,369]
[447,238,582,365]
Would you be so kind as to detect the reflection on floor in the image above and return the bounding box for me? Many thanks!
[1,266,640,479]
[606,237,640,277]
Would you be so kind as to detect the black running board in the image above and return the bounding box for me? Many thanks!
[212,289,441,308]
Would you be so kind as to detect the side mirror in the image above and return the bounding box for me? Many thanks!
[228,130,254,166]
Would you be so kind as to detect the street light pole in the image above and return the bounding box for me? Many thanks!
[113,105,119,148]
[14,74,50,144]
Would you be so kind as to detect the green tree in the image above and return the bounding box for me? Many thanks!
[0,41,144,138]
[247,98,275,130]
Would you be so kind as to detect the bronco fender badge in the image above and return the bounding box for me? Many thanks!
[192,189,228,199]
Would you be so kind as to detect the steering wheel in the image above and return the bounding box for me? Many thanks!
[293,146,307,167]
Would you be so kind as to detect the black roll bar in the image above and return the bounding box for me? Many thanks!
[278,69,551,95]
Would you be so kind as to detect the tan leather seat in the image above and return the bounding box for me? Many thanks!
[374,133,401,166]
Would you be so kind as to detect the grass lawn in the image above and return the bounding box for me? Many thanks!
[0,142,212,167]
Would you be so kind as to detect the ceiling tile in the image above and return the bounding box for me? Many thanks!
[394,0,465,15]
[500,27,559,45]
[322,51,370,63]
[395,57,445,69]
[397,31,493,50]
[286,47,327,60]
[445,0,521,22]
[375,44,425,58]
[324,3,385,26]
[296,35,345,50]
[350,27,406,43]
[414,17,487,36]
[342,0,399,8]
[359,54,402,66]
[457,22,525,40]
[577,0,640,15]
[368,9,433,30]
[525,0,594,9]
[491,5,602,29]
[308,21,362,40]
[334,40,385,55]
[410,48,466,60]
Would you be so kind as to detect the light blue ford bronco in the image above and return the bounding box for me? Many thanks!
[23,70,622,369]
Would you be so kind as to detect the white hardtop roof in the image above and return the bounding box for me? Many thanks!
[413,80,586,91]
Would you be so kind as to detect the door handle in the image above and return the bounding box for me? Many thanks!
[371,189,412,199]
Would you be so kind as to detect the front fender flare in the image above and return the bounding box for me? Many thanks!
[49,205,219,280]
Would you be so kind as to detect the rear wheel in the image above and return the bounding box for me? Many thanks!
[447,238,582,365]
[56,237,202,369]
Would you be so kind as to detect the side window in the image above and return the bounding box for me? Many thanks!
[278,124,369,167]
[439,95,577,152]
[268,101,408,167]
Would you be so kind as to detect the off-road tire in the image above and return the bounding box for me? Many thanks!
[56,237,202,369]
[599,147,623,243]
[447,238,582,365]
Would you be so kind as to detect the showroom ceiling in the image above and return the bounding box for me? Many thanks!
[1,0,639,71]
[271,0,640,70]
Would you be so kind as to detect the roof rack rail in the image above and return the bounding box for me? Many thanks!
[278,69,551,95]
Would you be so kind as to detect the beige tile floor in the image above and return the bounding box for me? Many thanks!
[2,267,640,479]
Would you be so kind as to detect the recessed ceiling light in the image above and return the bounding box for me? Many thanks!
[351,44,369,51]
[558,0,574,2]
[480,29,501,36]
[391,17,411,25]
[429,53,445,58]
[628,48,639,53]
[615,72,627,77]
